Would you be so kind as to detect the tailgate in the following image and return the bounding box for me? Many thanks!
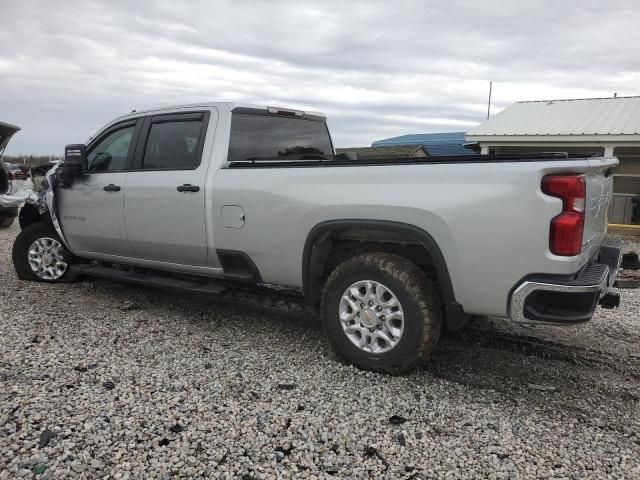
[582,156,618,259]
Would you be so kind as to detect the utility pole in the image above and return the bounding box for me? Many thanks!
[487,81,493,120]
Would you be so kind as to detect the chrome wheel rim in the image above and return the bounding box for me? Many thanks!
[28,237,68,280]
[339,280,404,354]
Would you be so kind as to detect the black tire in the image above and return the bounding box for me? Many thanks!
[12,222,81,282]
[0,215,15,228]
[321,253,442,375]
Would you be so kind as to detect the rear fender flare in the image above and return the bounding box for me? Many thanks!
[302,219,469,330]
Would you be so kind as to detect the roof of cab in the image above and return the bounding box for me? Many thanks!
[90,102,326,143]
[110,102,326,124]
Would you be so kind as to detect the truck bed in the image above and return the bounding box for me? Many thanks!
[227,152,596,168]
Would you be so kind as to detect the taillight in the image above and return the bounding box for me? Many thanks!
[7,171,16,181]
[542,174,586,256]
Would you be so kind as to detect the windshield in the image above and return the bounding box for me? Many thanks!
[228,113,333,162]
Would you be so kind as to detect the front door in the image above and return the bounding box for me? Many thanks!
[123,111,211,266]
[57,120,139,257]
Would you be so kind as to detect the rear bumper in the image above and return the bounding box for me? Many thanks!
[509,239,623,324]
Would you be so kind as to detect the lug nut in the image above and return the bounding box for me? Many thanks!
[360,303,365,308]
[380,315,386,321]
[376,306,382,311]
[369,300,374,306]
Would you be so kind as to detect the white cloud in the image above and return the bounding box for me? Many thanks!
[1,0,639,154]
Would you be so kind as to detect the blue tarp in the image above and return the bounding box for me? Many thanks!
[372,132,476,156]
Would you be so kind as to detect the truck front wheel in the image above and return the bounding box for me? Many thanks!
[321,253,442,375]
[12,222,80,282]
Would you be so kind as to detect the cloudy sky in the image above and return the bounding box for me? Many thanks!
[1,0,639,155]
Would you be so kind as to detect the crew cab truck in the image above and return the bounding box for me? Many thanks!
[12,103,622,374]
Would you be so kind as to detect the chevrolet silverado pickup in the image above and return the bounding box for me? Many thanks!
[11,103,622,374]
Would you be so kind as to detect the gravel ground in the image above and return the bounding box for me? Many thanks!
[1,223,639,479]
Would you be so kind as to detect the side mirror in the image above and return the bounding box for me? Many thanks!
[57,144,86,188]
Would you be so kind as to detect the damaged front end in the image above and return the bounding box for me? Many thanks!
[2,163,72,249]
[11,142,86,245]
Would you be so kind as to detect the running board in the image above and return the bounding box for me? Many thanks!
[70,264,226,294]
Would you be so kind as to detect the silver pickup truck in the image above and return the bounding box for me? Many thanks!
[11,103,623,374]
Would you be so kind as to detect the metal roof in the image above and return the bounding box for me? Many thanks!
[466,96,640,140]
[372,132,476,155]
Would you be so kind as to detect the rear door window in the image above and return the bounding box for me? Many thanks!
[142,116,205,170]
[228,113,333,162]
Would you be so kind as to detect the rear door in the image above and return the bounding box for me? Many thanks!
[56,119,140,257]
[123,111,212,266]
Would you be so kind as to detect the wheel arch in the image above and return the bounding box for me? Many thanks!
[302,219,469,330]
[18,203,46,230]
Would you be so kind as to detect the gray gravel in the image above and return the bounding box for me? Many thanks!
[1,223,639,479]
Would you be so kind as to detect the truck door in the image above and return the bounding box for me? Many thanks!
[123,111,213,266]
[56,120,140,257]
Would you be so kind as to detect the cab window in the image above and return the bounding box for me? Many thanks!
[142,119,204,170]
[87,126,134,172]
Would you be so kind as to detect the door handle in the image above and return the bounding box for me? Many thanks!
[103,184,121,192]
[177,184,200,192]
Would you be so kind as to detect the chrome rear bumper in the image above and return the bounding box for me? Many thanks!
[509,239,623,325]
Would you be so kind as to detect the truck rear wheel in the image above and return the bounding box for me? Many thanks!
[12,222,80,282]
[321,253,442,375]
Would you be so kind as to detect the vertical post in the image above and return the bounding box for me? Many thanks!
[487,81,493,120]
[604,145,614,157]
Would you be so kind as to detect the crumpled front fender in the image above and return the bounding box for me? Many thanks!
[1,164,72,251]
[42,164,71,250]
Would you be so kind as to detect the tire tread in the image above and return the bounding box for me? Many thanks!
[12,222,79,282]
[321,252,441,375]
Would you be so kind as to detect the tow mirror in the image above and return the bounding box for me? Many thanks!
[57,144,86,188]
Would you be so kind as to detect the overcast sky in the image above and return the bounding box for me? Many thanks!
[1,0,640,155]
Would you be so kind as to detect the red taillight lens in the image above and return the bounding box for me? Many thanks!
[542,175,586,256]
[7,171,16,181]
